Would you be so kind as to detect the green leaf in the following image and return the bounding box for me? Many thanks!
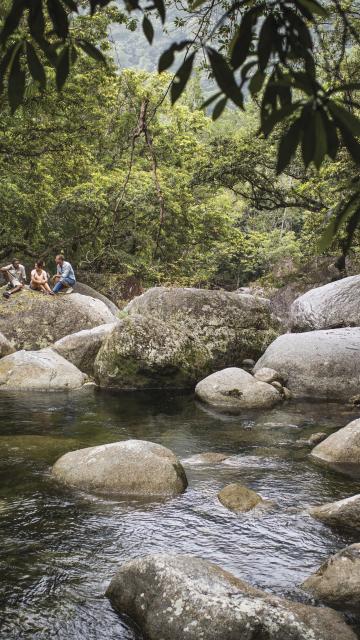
[56,44,70,90]
[28,1,46,43]
[276,117,303,174]
[230,8,259,69]
[0,0,26,45]
[296,0,328,19]
[77,39,106,64]
[0,43,19,95]
[151,0,165,23]
[257,15,274,71]
[301,110,316,167]
[321,110,339,160]
[207,47,243,108]
[47,0,69,39]
[158,41,190,73]
[171,53,195,104]
[8,45,25,113]
[313,110,327,169]
[142,16,154,45]
[261,99,301,137]
[212,96,228,120]
[200,91,222,109]
[62,0,78,10]
[339,125,360,163]
[327,101,360,137]
[318,193,360,250]
[249,70,265,96]
[26,41,46,90]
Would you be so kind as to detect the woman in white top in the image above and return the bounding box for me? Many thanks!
[30,260,54,295]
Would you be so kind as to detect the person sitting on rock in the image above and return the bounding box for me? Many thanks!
[52,254,76,294]
[1,258,26,299]
[30,260,54,295]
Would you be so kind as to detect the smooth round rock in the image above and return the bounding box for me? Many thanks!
[302,544,360,612]
[310,418,360,477]
[53,323,117,376]
[195,367,281,413]
[52,439,188,497]
[218,483,264,512]
[106,554,357,640]
[0,348,86,391]
[254,367,282,384]
[309,494,360,532]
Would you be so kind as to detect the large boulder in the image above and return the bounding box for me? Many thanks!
[125,287,280,367]
[0,348,86,391]
[53,323,117,376]
[94,314,209,389]
[0,332,15,358]
[52,439,188,497]
[0,289,116,350]
[302,544,360,612]
[74,281,119,316]
[195,367,281,412]
[253,328,360,401]
[290,275,360,331]
[310,419,360,477]
[106,554,356,640]
[309,494,360,532]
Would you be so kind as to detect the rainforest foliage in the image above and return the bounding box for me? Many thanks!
[1,2,360,288]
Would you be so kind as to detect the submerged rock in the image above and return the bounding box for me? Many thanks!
[126,287,280,368]
[184,452,229,464]
[290,275,360,331]
[308,432,327,447]
[53,323,117,376]
[254,328,360,400]
[195,367,281,412]
[0,348,86,391]
[309,494,360,532]
[0,331,15,358]
[218,483,265,512]
[302,544,360,612]
[106,554,356,640]
[94,314,208,389]
[0,290,116,350]
[310,419,360,477]
[52,439,188,497]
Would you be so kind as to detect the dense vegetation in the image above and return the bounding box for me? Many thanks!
[1,2,360,290]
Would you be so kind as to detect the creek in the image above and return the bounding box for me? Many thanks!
[0,389,359,639]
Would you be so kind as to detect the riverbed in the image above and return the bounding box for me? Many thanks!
[0,389,359,639]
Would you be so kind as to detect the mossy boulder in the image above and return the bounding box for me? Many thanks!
[0,289,116,350]
[125,287,280,368]
[53,323,117,376]
[0,332,15,358]
[94,314,210,389]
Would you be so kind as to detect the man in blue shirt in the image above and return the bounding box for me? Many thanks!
[52,254,76,294]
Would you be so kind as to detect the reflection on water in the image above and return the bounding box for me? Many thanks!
[0,388,359,639]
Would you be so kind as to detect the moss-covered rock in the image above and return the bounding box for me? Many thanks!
[94,314,209,389]
[0,289,116,350]
[125,287,280,368]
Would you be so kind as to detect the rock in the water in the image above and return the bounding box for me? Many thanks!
[94,314,209,389]
[218,483,264,512]
[0,332,15,358]
[309,494,360,532]
[195,367,281,412]
[290,275,360,331]
[302,544,360,612]
[254,367,282,384]
[74,281,119,315]
[126,287,280,367]
[308,432,327,447]
[310,419,360,477]
[254,328,360,400]
[0,348,86,391]
[0,290,116,350]
[106,554,356,640]
[184,452,229,464]
[52,439,188,497]
[53,323,117,376]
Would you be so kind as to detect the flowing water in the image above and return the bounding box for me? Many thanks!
[0,388,359,639]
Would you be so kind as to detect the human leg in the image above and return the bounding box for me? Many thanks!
[53,280,64,294]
